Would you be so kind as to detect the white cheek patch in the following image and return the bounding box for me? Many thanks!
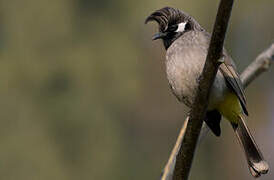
[176,22,187,33]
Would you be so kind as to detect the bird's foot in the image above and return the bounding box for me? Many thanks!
[217,55,225,64]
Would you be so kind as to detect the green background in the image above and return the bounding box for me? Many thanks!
[0,0,273,179]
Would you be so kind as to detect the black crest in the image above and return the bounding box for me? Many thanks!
[145,7,184,32]
[145,7,202,32]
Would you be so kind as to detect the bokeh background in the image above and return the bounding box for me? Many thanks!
[0,0,273,179]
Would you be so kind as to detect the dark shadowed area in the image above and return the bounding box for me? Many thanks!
[0,0,273,179]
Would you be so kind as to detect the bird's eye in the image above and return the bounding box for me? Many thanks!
[168,24,178,32]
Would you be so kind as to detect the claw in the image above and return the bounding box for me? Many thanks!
[218,55,225,64]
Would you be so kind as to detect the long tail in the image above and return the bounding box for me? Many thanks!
[231,115,269,177]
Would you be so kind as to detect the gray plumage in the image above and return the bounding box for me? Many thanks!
[166,30,227,109]
[166,30,248,114]
[145,7,268,177]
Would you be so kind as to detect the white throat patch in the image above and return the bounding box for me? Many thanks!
[176,22,187,33]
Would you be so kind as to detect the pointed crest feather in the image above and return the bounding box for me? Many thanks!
[145,7,183,32]
[145,7,203,33]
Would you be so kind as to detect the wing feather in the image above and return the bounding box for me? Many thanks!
[219,56,248,115]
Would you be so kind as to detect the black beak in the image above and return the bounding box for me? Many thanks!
[152,32,167,40]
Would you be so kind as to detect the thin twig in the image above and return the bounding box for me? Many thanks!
[161,118,189,180]
[172,0,234,179]
[161,43,274,180]
[241,44,274,87]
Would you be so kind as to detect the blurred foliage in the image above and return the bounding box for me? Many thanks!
[0,0,273,179]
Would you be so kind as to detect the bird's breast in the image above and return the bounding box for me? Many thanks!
[166,47,204,106]
[165,33,227,108]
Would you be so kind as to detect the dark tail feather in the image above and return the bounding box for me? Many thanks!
[231,115,269,178]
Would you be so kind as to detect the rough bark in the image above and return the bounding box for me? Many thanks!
[171,0,234,179]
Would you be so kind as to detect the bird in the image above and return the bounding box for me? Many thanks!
[145,7,269,177]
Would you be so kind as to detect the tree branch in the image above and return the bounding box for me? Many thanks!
[161,43,274,180]
[241,44,274,87]
[161,117,189,180]
[171,0,234,179]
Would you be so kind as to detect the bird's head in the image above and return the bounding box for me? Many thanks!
[145,7,203,49]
